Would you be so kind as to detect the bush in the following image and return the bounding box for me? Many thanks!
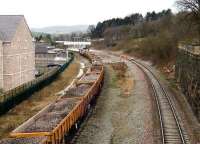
[0,88,3,94]
[129,31,177,64]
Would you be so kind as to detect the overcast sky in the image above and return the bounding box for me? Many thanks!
[0,0,177,28]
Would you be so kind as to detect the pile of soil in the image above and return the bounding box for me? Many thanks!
[64,84,92,97]
[81,74,99,81]
[18,98,79,133]
[90,66,102,72]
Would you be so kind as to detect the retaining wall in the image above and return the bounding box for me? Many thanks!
[176,48,200,121]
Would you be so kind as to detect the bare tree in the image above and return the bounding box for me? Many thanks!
[87,25,95,38]
[176,0,200,39]
[177,0,200,15]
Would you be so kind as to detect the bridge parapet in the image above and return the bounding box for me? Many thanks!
[178,43,200,55]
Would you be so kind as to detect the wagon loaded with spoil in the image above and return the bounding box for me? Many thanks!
[0,52,104,144]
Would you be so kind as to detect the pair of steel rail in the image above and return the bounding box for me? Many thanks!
[130,58,189,144]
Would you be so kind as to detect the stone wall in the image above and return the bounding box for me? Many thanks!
[176,46,200,121]
[0,41,3,89]
[3,19,35,91]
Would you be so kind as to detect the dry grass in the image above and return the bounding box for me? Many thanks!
[110,62,134,97]
[111,62,127,78]
[118,78,134,97]
[0,55,80,139]
[93,34,177,66]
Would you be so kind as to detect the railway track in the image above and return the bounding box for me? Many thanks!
[129,58,190,144]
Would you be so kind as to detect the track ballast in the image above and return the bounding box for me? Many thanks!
[130,58,189,144]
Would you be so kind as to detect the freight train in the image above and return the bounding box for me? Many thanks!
[0,52,104,144]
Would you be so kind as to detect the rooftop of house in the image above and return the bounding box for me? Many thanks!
[35,42,49,54]
[0,15,24,42]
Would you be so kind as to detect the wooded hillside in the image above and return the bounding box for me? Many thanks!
[89,9,199,65]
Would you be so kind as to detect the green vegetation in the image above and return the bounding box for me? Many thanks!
[32,32,48,37]
[110,69,118,88]
[32,32,57,46]
[0,88,3,95]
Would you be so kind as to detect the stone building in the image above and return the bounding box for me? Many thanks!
[35,42,67,75]
[0,15,35,91]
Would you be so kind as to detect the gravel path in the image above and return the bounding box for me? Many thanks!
[75,52,154,144]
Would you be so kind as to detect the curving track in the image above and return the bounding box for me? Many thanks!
[129,58,190,144]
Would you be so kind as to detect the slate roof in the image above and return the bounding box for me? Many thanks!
[0,15,24,42]
[35,43,49,54]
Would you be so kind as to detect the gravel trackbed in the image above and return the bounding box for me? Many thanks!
[75,54,155,144]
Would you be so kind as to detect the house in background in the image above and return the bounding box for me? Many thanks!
[0,15,35,91]
[35,42,67,75]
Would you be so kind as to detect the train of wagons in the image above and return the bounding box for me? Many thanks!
[0,51,104,144]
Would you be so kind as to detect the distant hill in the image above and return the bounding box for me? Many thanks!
[31,25,89,34]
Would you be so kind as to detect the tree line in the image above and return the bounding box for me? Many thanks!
[90,0,200,64]
[88,9,172,38]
